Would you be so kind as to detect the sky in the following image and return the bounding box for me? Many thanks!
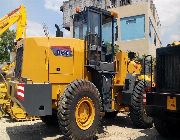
[0,0,68,37]
[0,0,179,46]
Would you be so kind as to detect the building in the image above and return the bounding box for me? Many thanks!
[60,0,161,56]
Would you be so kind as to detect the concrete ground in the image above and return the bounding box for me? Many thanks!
[0,113,179,140]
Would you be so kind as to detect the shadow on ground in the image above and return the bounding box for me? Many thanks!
[135,128,180,140]
[6,121,66,140]
[5,114,180,140]
[102,113,134,128]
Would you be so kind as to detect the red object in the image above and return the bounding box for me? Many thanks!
[17,83,24,101]
[51,46,71,50]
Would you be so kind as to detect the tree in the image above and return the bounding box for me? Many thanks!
[0,29,15,62]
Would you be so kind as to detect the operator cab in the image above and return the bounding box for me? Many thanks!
[73,7,118,111]
[73,7,117,66]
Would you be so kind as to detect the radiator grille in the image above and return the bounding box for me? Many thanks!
[157,47,180,93]
[15,47,23,78]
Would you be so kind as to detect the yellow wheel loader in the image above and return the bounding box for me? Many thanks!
[0,5,39,121]
[7,6,153,139]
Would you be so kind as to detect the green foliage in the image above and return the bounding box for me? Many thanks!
[0,29,15,62]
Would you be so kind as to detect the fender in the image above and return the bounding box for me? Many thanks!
[122,73,137,105]
[122,73,152,105]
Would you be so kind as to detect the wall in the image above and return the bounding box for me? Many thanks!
[111,2,161,56]
[148,2,161,55]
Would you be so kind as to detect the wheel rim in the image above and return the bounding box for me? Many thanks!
[75,97,95,130]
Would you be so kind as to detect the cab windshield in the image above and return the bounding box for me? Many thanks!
[102,15,113,55]
[73,13,87,40]
[73,7,116,62]
[73,10,114,46]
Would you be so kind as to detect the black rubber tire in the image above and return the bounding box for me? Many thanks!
[41,110,58,126]
[104,111,118,119]
[130,80,153,128]
[154,118,170,137]
[154,118,180,137]
[57,80,102,140]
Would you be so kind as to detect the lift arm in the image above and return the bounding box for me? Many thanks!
[0,5,27,41]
